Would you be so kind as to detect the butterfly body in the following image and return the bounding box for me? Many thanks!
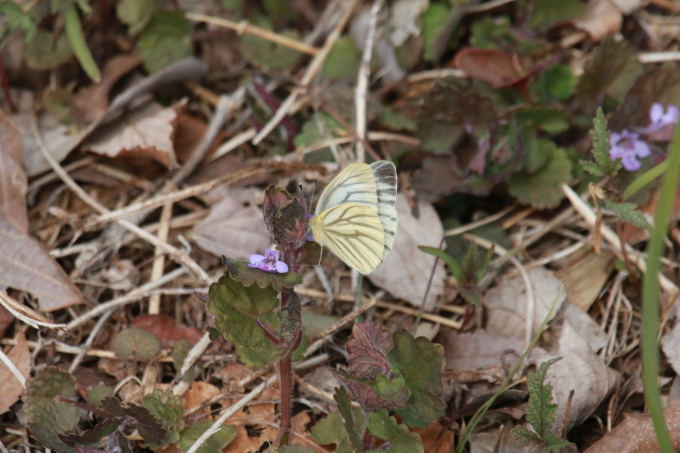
[309,161,398,274]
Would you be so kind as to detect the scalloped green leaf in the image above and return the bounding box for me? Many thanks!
[171,339,197,382]
[86,384,114,406]
[60,419,119,447]
[366,410,424,453]
[241,16,301,70]
[116,0,161,34]
[334,387,367,453]
[140,390,184,449]
[312,412,355,453]
[388,331,445,428]
[112,327,161,361]
[538,64,576,102]
[177,422,236,453]
[507,145,572,209]
[323,36,361,80]
[222,257,302,291]
[100,397,166,445]
[604,199,652,230]
[24,30,73,70]
[207,274,278,349]
[137,10,192,73]
[515,109,569,136]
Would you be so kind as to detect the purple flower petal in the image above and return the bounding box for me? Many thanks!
[650,103,664,123]
[634,139,651,159]
[276,261,289,273]
[621,153,641,172]
[249,254,265,264]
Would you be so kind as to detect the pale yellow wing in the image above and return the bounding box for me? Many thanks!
[369,161,398,260]
[314,163,377,216]
[309,203,385,274]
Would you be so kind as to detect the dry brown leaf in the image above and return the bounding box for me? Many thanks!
[11,111,90,177]
[483,267,565,340]
[559,302,608,353]
[437,328,545,372]
[584,399,680,453]
[369,193,446,310]
[0,333,31,414]
[189,188,270,260]
[470,424,523,453]
[0,112,85,311]
[181,381,220,415]
[572,0,642,40]
[555,248,614,312]
[83,101,179,169]
[132,314,204,348]
[72,55,142,124]
[661,319,680,375]
[546,322,618,430]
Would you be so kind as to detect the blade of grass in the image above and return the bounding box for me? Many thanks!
[63,3,101,83]
[640,126,680,453]
[455,287,564,453]
[623,160,669,200]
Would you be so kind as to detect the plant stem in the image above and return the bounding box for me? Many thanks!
[640,125,680,453]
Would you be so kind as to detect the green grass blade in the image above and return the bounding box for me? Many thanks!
[63,3,101,83]
[623,160,669,200]
[640,127,680,453]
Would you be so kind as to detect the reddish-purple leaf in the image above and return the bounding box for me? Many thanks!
[333,370,409,413]
[454,48,532,89]
[347,320,393,380]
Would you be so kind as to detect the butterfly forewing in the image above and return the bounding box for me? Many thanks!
[310,203,385,274]
[314,163,378,215]
[369,161,398,260]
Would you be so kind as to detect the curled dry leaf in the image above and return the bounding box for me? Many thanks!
[189,188,271,260]
[661,319,680,376]
[571,0,642,41]
[584,399,680,453]
[83,101,180,169]
[0,112,85,311]
[368,193,446,310]
[483,267,565,340]
[0,333,31,414]
[544,322,618,430]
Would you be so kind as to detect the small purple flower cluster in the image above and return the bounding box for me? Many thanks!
[609,103,679,172]
[248,248,288,273]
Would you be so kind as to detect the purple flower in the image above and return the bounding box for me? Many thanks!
[248,248,289,273]
[609,129,651,172]
[647,103,679,132]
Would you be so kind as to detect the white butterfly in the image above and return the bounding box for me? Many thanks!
[308,161,398,274]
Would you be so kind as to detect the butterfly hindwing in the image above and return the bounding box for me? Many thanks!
[369,161,398,260]
[310,203,384,274]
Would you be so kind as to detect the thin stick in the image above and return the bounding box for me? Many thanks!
[0,291,66,330]
[66,268,188,330]
[0,346,25,388]
[148,197,174,314]
[68,309,114,373]
[252,0,362,145]
[172,331,212,396]
[186,13,320,56]
[354,0,382,163]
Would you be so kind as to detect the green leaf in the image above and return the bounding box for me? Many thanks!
[366,410,424,453]
[294,113,346,149]
[207,275,278,348]
[241,16,301,69]
[63,3,101,82]
[112,327,161,360]
[137,10,192,73]
[177,422,237,453]
[376,107,417,131]
[0,1,38,42]
[59,419,120,447]
[470,16,513,50]
[604,199,652,230]
[580,108,621,177]
[421,3,450,62]
[140,390,184,449]
[388,330,446,427]
[508,144,572,209]
[515,109,569,136]
[312,412,357,453]
[623,160,669,200]
[100,397,166,444]
[537,64,576,102]
[530,0,585,30]
[116,0,161,34]
[222,257,302,291]
[419,246,463,281]
[512,358,570,453]
[86,384,114,406]
[323,36,361,80]
[23,368,79,453]
[171,339,197,382]
[24,30,73,70]
[334,387,367,453]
